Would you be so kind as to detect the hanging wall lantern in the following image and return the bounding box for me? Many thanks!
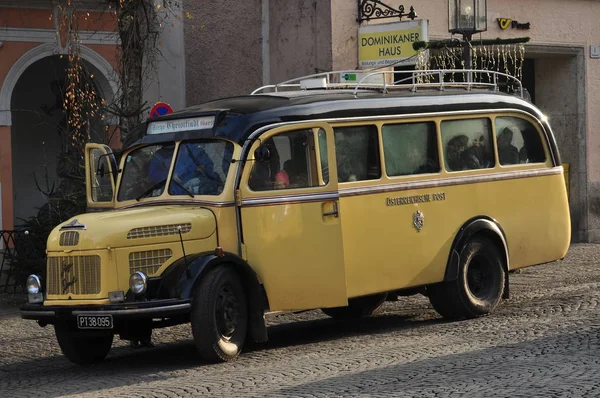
[448,0,487,36]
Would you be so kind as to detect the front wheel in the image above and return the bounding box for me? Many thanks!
[428,236,506,320]
[191,266,248,362]
[54,324,113,365]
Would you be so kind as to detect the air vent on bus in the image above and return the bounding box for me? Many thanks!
[129,249,173,276]
[127,223,192,239]
[59,231,80,246]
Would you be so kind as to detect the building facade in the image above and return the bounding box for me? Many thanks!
[184,0,598,242]
[0,0,185,230]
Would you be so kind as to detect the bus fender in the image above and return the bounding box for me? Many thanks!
[444,217,510,299]
[158,252,269,343]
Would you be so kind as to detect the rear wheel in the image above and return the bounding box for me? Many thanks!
[54,324,113,365]
[191,266,248,362]
[321,293,387,320]
[428,236,505,319]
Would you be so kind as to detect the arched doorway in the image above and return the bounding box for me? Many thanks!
[9,53,115,225]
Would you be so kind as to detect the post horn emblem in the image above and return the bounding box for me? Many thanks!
[413,210,424,232]
[497,18,512,30]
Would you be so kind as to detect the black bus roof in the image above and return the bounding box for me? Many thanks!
[137,89,547,147]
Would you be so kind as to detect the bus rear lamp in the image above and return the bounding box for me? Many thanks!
[215,246,224,257]
[129,271,148,295]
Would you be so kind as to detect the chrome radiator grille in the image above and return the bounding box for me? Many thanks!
[127,223,192,239]
[59,231,80,246]
[129,249,173,275]
[47,256,101,295]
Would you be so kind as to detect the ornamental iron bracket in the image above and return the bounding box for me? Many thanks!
[358,0,417,23]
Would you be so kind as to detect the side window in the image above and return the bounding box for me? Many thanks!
[249,129,326,191]
[495,116,546,165]
[382,122,440,176]
[334,125,381,182]
[441,118,494,172]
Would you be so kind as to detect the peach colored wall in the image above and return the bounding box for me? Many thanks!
[331,0,358,70]
[184,0,263,104]
[331,0,597,66]
[269,0,332,83]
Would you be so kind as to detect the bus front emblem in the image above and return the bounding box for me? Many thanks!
[61,261,77,293]
[413,210,424,232]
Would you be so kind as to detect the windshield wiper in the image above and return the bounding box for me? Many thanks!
[136,179,167,201]
[170,179,195,198]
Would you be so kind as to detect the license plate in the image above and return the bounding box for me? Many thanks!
[77,315,113,329]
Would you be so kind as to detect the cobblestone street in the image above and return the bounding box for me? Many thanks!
[1,244,600,397]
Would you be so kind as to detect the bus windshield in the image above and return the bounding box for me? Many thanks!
[118,140,234,201]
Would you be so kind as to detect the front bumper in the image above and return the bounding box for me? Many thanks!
[20,298,191,323]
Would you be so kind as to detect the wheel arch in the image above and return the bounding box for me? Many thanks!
[158,252,269,343]
[444,216,510,298]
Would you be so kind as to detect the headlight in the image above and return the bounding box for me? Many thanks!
[129,271,148,295]
[26,274,41,294]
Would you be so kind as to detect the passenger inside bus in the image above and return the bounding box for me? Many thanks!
[274,169,290,189]
[249,161,270,190]
[446,135,471,171]
[445,134,493,171]
[498,127,520,165]
[171,144,223,195]
[148,145,174,183]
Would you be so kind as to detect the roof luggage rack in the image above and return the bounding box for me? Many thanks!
[251,69,525,99]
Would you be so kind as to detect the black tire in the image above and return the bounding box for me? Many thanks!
[54,324,113,365]
[321,293,387,320]
[191,266,248,362]
[428,236,506,320]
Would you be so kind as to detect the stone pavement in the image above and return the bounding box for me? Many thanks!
[1,244,600,397]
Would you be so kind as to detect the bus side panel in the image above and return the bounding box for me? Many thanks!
[493,171,571,269]
[340,186,452,299]
[341,168,570,299]
[210,206,239,254]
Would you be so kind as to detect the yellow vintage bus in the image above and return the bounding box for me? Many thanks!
[21,70,571,364]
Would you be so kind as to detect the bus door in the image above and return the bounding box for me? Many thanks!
[85,143,117,209]
[239,123,347,311]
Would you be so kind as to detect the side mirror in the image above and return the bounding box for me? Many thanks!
[254,145,272,162]
[96,152,119,179]
[96,162,106,178]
